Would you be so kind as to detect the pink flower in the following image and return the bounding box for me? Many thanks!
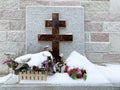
[44,45,49,49]
[43,45,52,51]
[2,58,12,64]
[44,61,48,69]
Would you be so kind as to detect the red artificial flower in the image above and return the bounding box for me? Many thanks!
[64,64,69,72]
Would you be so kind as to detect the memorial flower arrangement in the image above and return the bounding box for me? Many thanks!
[2,54,54,75]
[2,45,64,75]
[64,64,87,80]
[2,45,55,75]
[2,45,87,81]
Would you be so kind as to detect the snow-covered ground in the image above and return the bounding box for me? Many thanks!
[0,51,120,84]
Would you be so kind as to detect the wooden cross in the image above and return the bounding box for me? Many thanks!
[38,13,73,62]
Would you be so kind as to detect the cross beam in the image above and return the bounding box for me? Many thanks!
[38,13,73,62]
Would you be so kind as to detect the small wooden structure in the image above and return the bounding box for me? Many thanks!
[19,71,47,81]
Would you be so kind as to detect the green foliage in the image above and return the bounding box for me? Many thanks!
[71,72,77,79]
[83,73,87,81]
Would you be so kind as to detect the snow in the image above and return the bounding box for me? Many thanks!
[0,73,18,84]
[0,74,12,83]
[14,54,32,63]
[96,64,120,83]
[4,74,18,84]
[14,51,53,68]
[64,51,110,84]
[0,51,120,84]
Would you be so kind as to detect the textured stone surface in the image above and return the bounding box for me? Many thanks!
[109,33,120,53]
[85,12,120,21]
[0,0,18,9]
[91,33,109,42]
[86,53,103,63]
[110,0,120,12]
[0,84,115,90]
[103,54,120,63]
[103,22,120,32]
[85,21,103,32]
[0,10,25,20]
[0,21,10,30]
[85,42,110,53]
[81,1,110,11]
[85,32,90,42]
[19,0,50,9]
[7,31,26,42]
[0,42,9,52]
[51,1,80,6]
[26,6,84,59]
[0,31,6,41]
[0,42,25,54]
[8,42,26,53]
[10,20,25,30]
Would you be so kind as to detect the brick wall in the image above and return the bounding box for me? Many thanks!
[0,0,120,74]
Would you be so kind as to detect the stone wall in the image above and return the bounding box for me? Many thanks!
[0,0,120,74]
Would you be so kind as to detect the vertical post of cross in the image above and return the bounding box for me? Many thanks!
[38,13,73,62]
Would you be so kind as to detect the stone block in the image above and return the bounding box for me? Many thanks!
[0,0,18,9]
[0,42,26,55]
[26,6,85,59]
[85,12,120,21]
[9,42,25,52]
[91,33,109,42]
[81,1,110,11]
[7,31,26,42]
[85,42,110,53]
[0,20,10,30]
[51,1,80,6]
[109,33,120,53]
[85,12,108,21]
[0,31,6,41]
[0,10,25,20]
[103,54,120,63]
[10,20,25,30]
[86,53,104,63]
[103,22,120,32]
[19,0,50,9]
[0,42,9,52]
[85,21,103,32]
